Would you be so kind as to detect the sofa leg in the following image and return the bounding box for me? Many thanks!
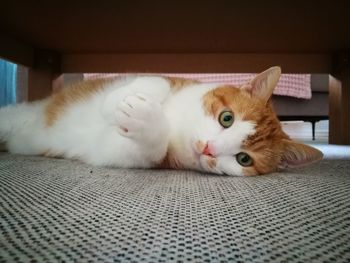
[311,121,316,141]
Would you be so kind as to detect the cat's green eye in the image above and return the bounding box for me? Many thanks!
[218,111,234,128]
[236,152,253,167]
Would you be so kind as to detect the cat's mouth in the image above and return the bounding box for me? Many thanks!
[192,140,220,173]
[194,140,217,158]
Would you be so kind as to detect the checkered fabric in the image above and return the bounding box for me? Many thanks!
[84,73,312,99]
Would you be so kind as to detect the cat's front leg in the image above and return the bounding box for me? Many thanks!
[101,76,171,124]
[115,93,170,164]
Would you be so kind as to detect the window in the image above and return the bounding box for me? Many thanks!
[0,59,17,106]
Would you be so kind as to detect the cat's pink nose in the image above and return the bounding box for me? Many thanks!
[203,143,213,156]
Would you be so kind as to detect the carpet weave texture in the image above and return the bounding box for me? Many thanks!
[0,152,349,262]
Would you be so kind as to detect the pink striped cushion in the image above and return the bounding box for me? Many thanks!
[84,73,311,99]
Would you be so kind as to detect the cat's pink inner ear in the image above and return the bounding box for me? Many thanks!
[279,139,324,169]
[246,66,281,103]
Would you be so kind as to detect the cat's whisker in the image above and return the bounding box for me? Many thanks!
[121,110,130,117]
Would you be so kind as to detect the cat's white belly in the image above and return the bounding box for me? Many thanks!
[44,77,171,168]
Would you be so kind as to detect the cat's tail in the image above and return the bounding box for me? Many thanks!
[0,100,47,153]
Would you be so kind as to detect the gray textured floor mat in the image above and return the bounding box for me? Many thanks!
[0,153,350,262]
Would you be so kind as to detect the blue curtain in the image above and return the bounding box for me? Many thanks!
[0,59,17,106]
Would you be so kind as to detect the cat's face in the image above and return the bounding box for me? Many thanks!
[180,67,323,176]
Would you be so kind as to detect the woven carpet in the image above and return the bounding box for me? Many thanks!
[0,144,350,262]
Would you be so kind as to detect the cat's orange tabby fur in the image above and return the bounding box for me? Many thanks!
[0,66,323,176]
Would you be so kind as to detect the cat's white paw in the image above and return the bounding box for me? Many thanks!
[115,93,169,144]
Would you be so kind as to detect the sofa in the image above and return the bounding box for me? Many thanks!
[272,74,329,140]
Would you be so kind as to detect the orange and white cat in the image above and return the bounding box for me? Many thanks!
[0,67,322,176]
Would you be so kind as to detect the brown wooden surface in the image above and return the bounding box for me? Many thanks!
[28,69,55,101]
[329,76,343,144]
[0,35,33,67]
[62,53,332,73]
[1,1,350,54]
[342,71,350,144]
[334,70,350,145]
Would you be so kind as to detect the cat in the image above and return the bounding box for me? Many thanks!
[0,66,323,176]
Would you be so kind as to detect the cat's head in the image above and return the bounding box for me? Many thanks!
[184,67,323,176]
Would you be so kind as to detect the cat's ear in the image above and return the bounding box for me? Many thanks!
[243,66,281,103]
[279,139,323,169]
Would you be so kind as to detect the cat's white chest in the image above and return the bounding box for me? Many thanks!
[162,84,218,168]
